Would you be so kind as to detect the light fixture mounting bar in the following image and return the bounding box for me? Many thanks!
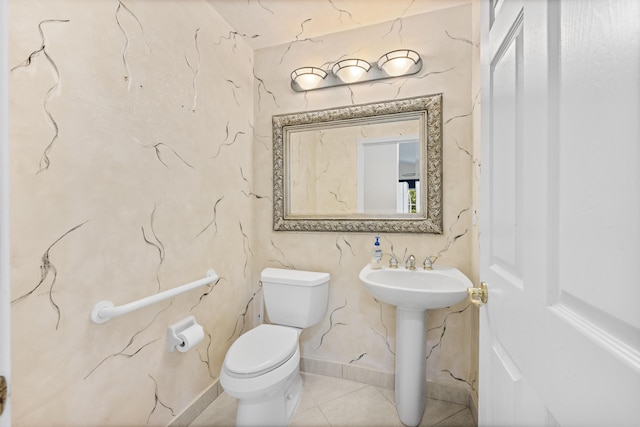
[291,53,422,92]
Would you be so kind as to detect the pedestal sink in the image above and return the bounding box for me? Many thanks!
[359,264,472,427]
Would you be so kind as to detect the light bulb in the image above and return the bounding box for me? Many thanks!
[332,59,371,83]
[291,67,327,90]
[381,57,413,76]
[378,50,421,77]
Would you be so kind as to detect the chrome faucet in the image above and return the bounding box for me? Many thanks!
[388,254,399,268]
[423,255,435,270]
[406,255,416,270]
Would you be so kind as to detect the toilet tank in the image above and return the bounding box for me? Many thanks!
[261,268,329,328]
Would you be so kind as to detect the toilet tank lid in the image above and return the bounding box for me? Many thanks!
[261,268,330,287]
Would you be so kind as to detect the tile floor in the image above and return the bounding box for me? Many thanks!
[190,372,475,427]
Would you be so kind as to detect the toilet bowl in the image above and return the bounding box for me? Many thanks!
[220,268,329,427]
[220,324,302,426]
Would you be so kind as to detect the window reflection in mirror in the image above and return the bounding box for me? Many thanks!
[357,137,420,215]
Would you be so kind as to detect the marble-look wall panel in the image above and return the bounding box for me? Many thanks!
[9,0,256,425]
[253,4,478,394]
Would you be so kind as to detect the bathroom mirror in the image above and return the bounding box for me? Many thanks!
[273,94,442,233]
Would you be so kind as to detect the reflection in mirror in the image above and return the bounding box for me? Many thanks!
[289,116,421,215]
[358,136,420,215]
[273,94,442,233]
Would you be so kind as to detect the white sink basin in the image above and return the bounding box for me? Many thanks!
[359,264,471,310]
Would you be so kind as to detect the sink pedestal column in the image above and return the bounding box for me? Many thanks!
[395,307,427,427]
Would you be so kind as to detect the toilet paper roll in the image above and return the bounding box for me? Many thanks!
[176,323,204,353]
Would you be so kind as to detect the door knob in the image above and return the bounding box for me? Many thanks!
[467,282,488,307]
[0,375,6,416]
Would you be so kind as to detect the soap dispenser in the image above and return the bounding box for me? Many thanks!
[370,236,383,269]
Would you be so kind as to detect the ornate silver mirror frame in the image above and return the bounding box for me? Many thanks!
[272,94,443,233]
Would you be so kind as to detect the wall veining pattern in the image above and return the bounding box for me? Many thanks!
[252,3,478,399]
[9,0,480,424]
[9,0,256,425]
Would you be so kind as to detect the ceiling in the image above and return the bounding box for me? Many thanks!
[207,0,471,50]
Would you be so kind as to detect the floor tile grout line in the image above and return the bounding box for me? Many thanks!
[298,380,322,413]
[314,382,375,408]
[301,372,370,407]
[316,403,333,427]
[372,385,396,406]
[432,406,470,426]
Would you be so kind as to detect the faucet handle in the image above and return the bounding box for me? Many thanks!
[406,254,416,270]
[388,254,399,268]
[423,255,436,270]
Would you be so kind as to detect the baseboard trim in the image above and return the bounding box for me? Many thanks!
[301,356,472,407]
[168,380,221,427]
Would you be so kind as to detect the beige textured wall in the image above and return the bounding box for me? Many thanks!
[9,1,479,425]
[253,4,478,396]
[9,0,256,425]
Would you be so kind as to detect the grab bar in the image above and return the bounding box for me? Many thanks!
[91,269,218,323]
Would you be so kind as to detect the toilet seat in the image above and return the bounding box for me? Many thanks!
[224,324,298,378]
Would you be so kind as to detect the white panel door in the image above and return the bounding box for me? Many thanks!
[480,0,640,425]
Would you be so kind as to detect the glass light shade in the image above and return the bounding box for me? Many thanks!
[291,67,327,90]
[378,50,421,76]
[332,59,371,83]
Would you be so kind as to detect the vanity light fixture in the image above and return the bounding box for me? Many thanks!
[290,49,422,92]
[378,49,421,76]
[332,59,371,83]
[290,67,327,91]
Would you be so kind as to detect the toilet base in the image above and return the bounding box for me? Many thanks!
[236,372,303,427]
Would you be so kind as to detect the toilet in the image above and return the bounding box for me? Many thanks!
[220,268,330,426]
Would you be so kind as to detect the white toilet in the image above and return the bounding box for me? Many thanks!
[220,268,330,426]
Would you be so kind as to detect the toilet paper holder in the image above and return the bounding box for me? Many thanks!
[167,316,200,352]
